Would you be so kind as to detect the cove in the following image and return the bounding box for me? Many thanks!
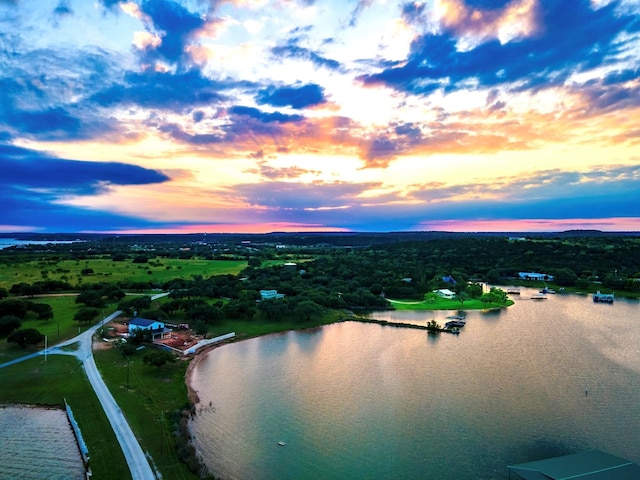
[188,289,640,480]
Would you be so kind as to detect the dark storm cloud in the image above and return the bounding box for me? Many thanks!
[256,84,327,109]
[362,0,639,95]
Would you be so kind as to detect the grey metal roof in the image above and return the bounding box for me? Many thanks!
[129,317,157,327]
[508,450,640,480]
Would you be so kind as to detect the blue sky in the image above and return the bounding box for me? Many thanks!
[1,0,639,233]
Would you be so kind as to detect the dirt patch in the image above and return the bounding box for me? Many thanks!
[155,330,202,352]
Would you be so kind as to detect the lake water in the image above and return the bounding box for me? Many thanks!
[189,288,640,480]
[0,406,86,480]
[0,238,81,250]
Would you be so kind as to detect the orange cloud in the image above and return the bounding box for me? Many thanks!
[435,0,539,44]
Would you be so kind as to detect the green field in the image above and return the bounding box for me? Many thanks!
[93,347,199,480]
[0,295,116,363]
[0,257,247,290]
[387,297,514,310]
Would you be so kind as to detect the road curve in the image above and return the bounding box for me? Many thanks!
[83,354,156,480]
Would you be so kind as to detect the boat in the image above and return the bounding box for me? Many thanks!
[445,320,466,329]
[445,315,466,320]
[507,288,521,295]
[593,291,614,303]
[531,294,547,300]
[278,441,286,446]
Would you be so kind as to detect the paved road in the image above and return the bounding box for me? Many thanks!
[1,309,158,480]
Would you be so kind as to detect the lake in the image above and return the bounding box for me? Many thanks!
[189,288,640,480]
[0,406,86,480]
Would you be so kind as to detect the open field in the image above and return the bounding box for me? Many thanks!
[93,346,199,480]
[0,296,116,363]
[0,257,247,290]
[0,355,131,480]
[387,297,514,310]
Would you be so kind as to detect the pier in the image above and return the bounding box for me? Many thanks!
[348,317,460,334]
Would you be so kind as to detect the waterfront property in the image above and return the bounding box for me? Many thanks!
[128,317,170,340]
[508,450,640,480]
[434,288,456,299]
[518,272,555,281]
[259,289,286,300]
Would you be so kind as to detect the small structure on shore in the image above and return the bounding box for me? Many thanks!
[593,291,614,303]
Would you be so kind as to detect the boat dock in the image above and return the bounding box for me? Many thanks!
[593,291,614,303]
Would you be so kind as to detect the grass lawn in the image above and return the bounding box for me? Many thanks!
[0,257,247,290]
[0,296,116,363]
[387,297,514,310]
[93,347,200,480]
[0,355,131,480]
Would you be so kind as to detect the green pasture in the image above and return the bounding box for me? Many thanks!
[387,297,514,310]
[0,257,247,289]
[0,295,115,363]
[0,355,131,479]
[94,347,199,480]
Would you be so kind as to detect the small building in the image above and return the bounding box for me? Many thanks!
[434,288,455,299]
[259,289,285,300]
[593,291,614,303]
[128,317,170,340]
[518,272,554,281]
[508,450,640,480]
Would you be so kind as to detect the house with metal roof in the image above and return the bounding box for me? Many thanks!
[508,450,640,480]
[128,317,170,340]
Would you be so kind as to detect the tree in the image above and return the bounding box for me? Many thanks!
[0,316,22,336]
[258,298,291,321]
[143,349,177,367]
[0,287,8,300]
[0,299,28,319]
[74,307,100,325]
[29,303,53,321]
[455,291,470,306]
[7,328,44,348]
[293,300,324,323]
[553,268,579,287]
[76,290,106,308]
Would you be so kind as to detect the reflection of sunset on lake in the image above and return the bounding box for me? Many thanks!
[2,1,639,234]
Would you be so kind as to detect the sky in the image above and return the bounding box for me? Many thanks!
[1,0,639,234]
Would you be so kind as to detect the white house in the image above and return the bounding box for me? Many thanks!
[518,272,554,281]
[434,288,456,299]
[128,317,169,340]
[259,289,285,300]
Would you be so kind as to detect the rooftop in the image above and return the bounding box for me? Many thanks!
[508,450,640,480]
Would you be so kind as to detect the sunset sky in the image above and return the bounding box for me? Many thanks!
[1,0,639,234]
